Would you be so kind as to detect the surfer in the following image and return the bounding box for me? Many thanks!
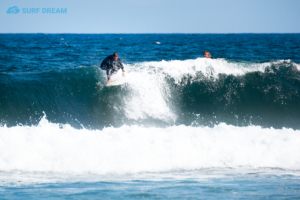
[203,51,214,59]
[100,52,125,84]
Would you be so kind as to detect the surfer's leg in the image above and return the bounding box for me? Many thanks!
[106,69,118,84]
[109,70,118,81]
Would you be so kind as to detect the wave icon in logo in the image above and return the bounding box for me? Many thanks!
[7,6,20,14]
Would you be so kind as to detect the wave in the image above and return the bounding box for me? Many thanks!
[0,116,300,174]
[1,58,300,129]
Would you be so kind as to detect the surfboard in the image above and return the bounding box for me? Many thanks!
[106,79,126,87]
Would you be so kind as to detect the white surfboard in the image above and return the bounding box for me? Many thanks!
[106,79,127,87]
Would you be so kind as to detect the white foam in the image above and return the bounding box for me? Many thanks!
[125,58,270,83]
[103,67,176,122]
[1,117,300,175]
[293,62,300,70]
[124,70,175,121]
[126,58,298,83]
[117,59,295,121]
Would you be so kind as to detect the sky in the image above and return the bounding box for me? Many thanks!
[0,0,300,33]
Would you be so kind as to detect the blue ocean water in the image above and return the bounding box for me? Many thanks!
[1,34,300,199]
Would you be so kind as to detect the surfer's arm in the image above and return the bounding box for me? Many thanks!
[118,60,125,77]
[120,63,125,72]
[120,62,125,76]
[117,59,125,72]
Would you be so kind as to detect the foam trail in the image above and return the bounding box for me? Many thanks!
[125,58,293,83]
[1,117,300,175]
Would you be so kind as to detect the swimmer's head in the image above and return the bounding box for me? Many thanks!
[203,51,211,58]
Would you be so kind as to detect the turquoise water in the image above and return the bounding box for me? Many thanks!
[1,34,300,199]
[2,170,300,199]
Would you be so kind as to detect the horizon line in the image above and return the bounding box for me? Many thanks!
[1,32,300,34]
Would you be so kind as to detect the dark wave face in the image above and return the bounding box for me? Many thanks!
[1,34,300,129]
[171,62,300,129]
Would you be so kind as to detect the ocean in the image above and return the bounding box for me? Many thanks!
[0,34,300,199]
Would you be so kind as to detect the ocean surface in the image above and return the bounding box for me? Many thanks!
[0,34,300,199]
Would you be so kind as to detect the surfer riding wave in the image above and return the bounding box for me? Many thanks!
[100,52,125,84]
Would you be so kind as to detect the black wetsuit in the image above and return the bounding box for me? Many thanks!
[100,55,125,80]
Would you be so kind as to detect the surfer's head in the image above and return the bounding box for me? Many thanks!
[113,52,119,61]
[203,51,211,58]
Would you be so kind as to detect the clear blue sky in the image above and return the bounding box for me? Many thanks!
[1,0,299,33]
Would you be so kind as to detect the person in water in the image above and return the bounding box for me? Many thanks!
[100,52,125,84]
[203,51,214,59]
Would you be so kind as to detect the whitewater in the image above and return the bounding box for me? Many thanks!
[1,115,300,174]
